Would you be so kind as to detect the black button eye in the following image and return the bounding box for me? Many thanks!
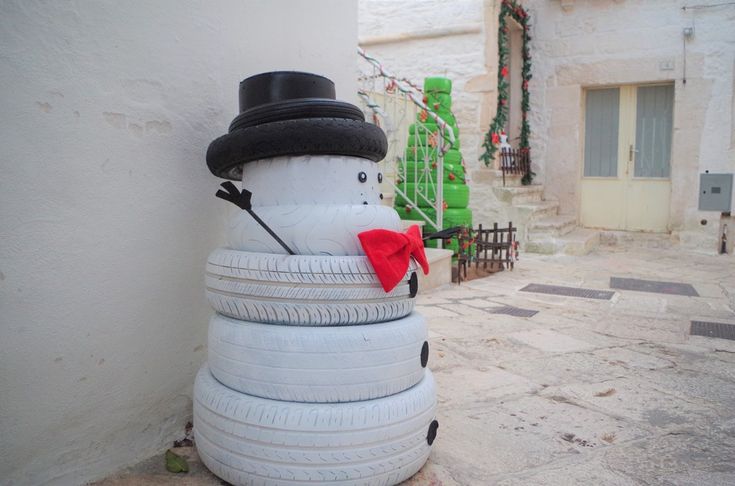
[378,173,383,183]
[358,172,367,183]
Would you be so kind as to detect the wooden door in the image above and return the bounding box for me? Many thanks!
[580,84,673,232]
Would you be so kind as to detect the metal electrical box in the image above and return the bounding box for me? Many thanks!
[699,173,733,211]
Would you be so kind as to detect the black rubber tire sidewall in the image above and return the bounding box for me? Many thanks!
[229,99,364,131]
[207,118,388,180]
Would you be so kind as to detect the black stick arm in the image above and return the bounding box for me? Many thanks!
[246,209,296,255]
[214,182,295,255]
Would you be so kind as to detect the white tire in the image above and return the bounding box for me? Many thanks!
[242,155,384,206]
[194,364,438,486]
[206,248,417,326]
[228,204,401,256]
[208,313,429,402]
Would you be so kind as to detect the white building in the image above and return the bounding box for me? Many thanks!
[360,0,735,254]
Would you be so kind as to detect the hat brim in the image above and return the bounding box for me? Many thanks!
[229,98,364,132]
[207,117,388,180]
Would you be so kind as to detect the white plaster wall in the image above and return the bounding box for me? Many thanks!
[524,0,735,242]
[0,1,357,484]
[359,0,489,173]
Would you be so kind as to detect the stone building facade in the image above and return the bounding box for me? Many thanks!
[359,0,735,254]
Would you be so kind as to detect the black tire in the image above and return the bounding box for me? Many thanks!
[229,99,364,131]
[207,118,388,180]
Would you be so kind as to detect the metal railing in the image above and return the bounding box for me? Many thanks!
[356,47,456,233]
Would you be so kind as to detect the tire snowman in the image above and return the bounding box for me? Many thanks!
[197,72,439,485]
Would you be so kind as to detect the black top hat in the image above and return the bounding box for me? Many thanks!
[206,71,387,180]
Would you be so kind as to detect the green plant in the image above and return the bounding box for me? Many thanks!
[480,0,532,184]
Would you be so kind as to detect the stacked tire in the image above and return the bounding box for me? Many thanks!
[199,72,438,485]
[395,77,473,254]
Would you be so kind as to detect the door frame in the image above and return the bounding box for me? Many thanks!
[578,82,676,233]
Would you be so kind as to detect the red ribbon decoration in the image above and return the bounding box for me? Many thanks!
[358,225,430,292]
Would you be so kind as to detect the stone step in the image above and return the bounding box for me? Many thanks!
[418,248,453,292]
[492,184,544,205]
[490,170,524,187]
[516,200,559,220]
[524,228,600,255]
[529,214,577,237]
[470,168,525,188]
[599,230,676,249]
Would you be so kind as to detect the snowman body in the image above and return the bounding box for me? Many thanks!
[195,72,438,486]
[229,155,401,255]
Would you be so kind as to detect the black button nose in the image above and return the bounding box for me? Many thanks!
[378,172,383,183]
[358,171,367,183]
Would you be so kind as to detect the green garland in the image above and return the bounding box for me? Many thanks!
[479,0,532,182]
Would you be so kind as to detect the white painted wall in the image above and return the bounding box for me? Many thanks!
[361,0,735,250]
[524,0,735,246]
[0,1,357,484]
[359,0,488,172]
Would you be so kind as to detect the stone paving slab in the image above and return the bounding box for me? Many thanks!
[494,456,641,485]
[507,328,598,353]
[540,376,715,429]
[97,245,735,486]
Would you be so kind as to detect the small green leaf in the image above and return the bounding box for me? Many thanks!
[165,449,189,473]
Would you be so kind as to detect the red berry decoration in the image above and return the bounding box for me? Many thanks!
[442,201,449,210]
[431,162,437,169]
[405,205,411,213]
[448,172,456,181]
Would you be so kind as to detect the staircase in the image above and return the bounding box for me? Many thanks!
[357,48,454,289]
[487,170,600,255]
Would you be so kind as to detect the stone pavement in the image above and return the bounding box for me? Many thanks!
[95,245,735,486]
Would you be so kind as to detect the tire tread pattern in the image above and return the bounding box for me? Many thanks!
[194,365,436,486]
[206,248,416,325]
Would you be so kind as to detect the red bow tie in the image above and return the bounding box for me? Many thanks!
[358,225,430,292]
